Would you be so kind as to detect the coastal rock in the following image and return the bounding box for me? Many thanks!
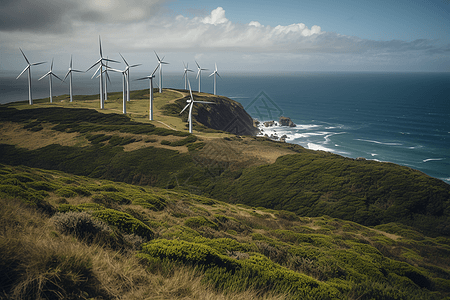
[280,135,287,142]
[264,121,275,127]
[279,116,296,127]
[182,95,259,136]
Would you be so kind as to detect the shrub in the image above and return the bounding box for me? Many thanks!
[55,187,78,198]
[92,209,154,240]
[51,211,111,242]
[185,216,219,230]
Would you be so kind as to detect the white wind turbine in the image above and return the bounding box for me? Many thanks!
[154,51,169,93]
[209,63,221,95]
[195,61,208,93]
[119,53,141,102]
[107,66,128,114]
[179,79,215,133]
[136,64,160,120]
[86,36,118,109]
[182,62,194,90]
[16,48,46,105]
[63,56,83,103]
[38,59,63,103]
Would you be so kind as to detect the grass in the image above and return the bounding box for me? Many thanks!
[1,164,450,299]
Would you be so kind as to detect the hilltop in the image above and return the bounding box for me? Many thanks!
[1,89,450,298]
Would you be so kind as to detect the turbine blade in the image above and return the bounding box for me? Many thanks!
[91,65,101,79]
[130,64,141,68]
[16,66,29,79]
[19,48,30,64]
[31,61,46,66]
[154,51,161,62]
[86,59,101,72]
[99,36,103,58]
[151,64,160,76]
[70,55,73,68]
[196,69,201,79]
[194,100,215,104]
[103,58,120,63]
[217,72,221,78]
[50,58,54,71]
[63,70,70,81]
[38,72,50,81]
[119,53,129,66]
[180,103,190,114]
[53,73,63,82]
[188,80,194,100]
[195,61,200,69]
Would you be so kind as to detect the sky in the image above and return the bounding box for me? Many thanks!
[1,0,449,74]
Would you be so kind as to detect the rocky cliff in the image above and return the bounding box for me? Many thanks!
[164,92,259,136]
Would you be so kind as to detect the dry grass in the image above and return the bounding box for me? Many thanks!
[0,197,287,300]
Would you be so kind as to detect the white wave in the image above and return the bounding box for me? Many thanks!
[307,143,335,152]
[423,158,444,163]
[371,153,378,156]
[355,139,402,146]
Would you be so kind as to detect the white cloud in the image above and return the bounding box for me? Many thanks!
[1,5,448,72]
[201,7,229,25]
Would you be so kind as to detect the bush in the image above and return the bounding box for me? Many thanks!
[185,216,219,230]
[92,209,154,240]
[51,211,111,242]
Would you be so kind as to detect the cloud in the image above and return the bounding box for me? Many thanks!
[0,0,167,33]
[201,7,229,25]
[1,5,448,72]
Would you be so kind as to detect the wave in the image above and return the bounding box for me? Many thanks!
[355,139,402,146]
[423,158,444,163]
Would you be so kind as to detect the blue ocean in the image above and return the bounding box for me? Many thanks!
[1,70,449,184]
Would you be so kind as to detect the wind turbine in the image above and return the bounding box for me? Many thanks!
[182,62,194,90]
[195,61,208,93]
[154,51,168,93]
[136,64,160,120]
[119,53,141,102]
[209,63,221,95]
[63,55,83,103]
[16,48,45,105]
[86,36,118,109]
[107,66,128,114]
[38,59,63,103]
[179,79,215,133]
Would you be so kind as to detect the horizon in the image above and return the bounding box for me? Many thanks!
[1,1,449,73]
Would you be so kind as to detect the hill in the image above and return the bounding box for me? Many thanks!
[1,89,450,298]
[1,164,450,299]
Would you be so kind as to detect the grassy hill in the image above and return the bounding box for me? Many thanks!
[1,89,450,299]
[1,164,450,299]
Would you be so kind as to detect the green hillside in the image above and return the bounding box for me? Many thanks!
[1,90,450,299]
[1,164,450,299]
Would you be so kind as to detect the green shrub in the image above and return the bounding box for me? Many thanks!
[91,192,131,205]
[160,140,171,145]
[92,209,154,240]
[55,187,78,198]
[185,216,218,230]
[132,194,166,211]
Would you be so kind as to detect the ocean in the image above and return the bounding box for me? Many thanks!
[1,70,449,184]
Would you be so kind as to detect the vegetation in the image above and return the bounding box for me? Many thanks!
[1,92,450,299]
[1,164,450,299]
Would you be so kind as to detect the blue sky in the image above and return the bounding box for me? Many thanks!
[1,0,449,73]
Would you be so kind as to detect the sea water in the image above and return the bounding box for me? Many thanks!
[1,71,449,183]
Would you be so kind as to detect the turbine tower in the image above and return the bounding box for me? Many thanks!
[154,51,168,93]
[179,79,215,133]
[195,61,208,93]
[38,59,63,103]
[63,56,83,103]
[182,62,193,90]
[16,48,45,105]
[136,64,160,120]
[209,63,221,95]
[119,53,141,102]
[86,36,118,109]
